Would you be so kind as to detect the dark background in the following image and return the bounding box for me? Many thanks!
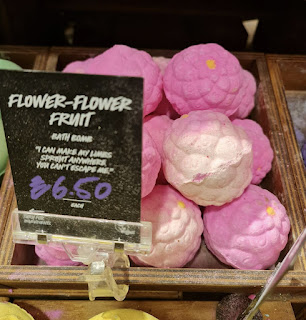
[0,0,306,53]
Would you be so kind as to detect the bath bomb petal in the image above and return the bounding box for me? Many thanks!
[141,127,161,197]
[163,44,245,116]
[63,45,163,116]
[163,110,253,206]
[131,185,203,268]
[232,119,273,184]
[0,302,34,320]
[203,184,291,270]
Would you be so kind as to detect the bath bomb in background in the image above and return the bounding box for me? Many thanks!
[153,56,171,75]
[229,70,257,120]
[163,43,247,117]
[0,302,34,320]
[203,184,291,270]
[0,59,22,176]
[35,244,83,266]
[131,185,203,268]
[141,127,161,197]
[63,45,163,117]
[185,239,229,269]
[163,110,253,206]
[89,309,158,320]
[232,119,273,184]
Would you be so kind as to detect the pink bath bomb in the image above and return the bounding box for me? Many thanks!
[229,70,257,120]
[163,110,253,206]
[35,244,82,266]
[154,92,180,119]
[163,43,245,116]
[232,119,273,184]
[142,127,161,197]
[203,184,291,270]
[153,56,171,75]
[144,115,173,157]
[131,185,203,268]
[63,45,163,117]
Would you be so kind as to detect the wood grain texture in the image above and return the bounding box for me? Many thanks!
[0,47,305,299]
[12,299,297,320]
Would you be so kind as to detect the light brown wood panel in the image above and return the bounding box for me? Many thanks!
[13,300,297,320]
[0,296,9,302]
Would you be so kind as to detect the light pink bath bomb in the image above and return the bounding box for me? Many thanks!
[163,110,253,206]
[142,127,161,197]
[63,45,163,117]
[153,56,171,75]
[35,244,82,266]
[163,43,244,116]
[229,70,257,120]
[144,115,173,157]
[203,184,291,270]
[232,119,273,184]
[131,185,203,268]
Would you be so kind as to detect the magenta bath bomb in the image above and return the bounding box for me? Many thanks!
[229,70,257,120]
[131,185,203,268]
[35,244,82,266]
[63,45,163,116]
[142,127,161,197]
[163,110,253,206]
[203,184,291,270]
[232,119,273,184]
[163,43,245,116]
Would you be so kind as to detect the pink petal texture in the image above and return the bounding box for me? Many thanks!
[232,119,273,184]
[35,244,82,266]
[142,127,161,197]
[163,43,247,116]
[203,184,291,270]
[163,110,253,206]
[229,70,257,120]
[131,185,203,268]
[63,45,163,117]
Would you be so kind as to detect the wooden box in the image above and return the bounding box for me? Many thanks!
[0,47,305,301]
[0,296,299,320]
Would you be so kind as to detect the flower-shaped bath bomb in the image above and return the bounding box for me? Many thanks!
[63,45,163,117]
[203,184,291,270]
[163,43,245,116]
[142,127,161,197]
[89,309,158,320]
[131,185,203,268]
[232,119,273,184]
[229,70,257,120]
[0,302,34,320]
[163,110,253,206]
[35,244,82,266]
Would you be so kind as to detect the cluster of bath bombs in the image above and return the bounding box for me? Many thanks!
[163,44,256,117]
[0,302,34,320]
[131,185,203,268]
[163,110,253,206]
[0,59,22,176]
[203,184,291,270]
[232,119,273,184]
[63,45,163,116]
[35,244,82,266]
[89,309,158,320]
[141,127,161,197]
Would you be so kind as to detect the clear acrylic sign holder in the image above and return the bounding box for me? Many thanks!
[12,209,152,301]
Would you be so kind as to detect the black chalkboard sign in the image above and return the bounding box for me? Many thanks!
[0,70,143,243]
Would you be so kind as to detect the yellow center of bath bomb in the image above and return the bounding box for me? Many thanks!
[181,114,189,119]
[89,309,158,320]
[206,59,216,69]
[178,201,186,208]
[266,206,276,216]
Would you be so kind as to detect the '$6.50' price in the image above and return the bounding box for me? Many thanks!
[30,175,112,200]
